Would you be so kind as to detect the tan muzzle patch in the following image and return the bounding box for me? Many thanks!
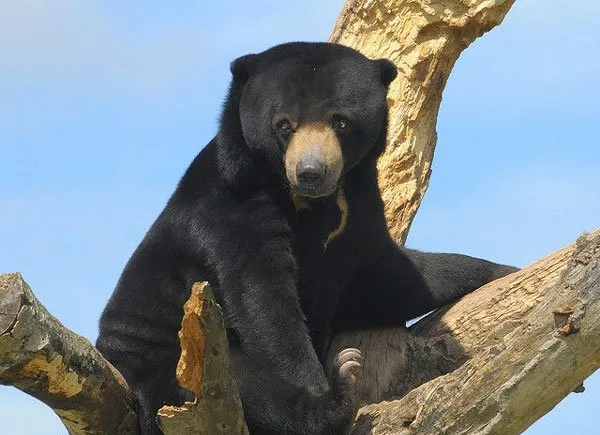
[284,122,343,197]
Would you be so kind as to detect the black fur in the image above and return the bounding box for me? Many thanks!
[96,42,517,435]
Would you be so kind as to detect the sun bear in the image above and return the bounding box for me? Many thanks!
[97,42,517,435]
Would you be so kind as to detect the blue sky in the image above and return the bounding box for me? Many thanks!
[0,1,598,433]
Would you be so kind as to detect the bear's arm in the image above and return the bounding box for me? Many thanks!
[334,241,518,330]
[98,187,356,434]
[198,190,329,394]
[396,247,519,318]
[401,247,519,312]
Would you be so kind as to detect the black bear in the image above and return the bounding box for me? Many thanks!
[97,42,517,435]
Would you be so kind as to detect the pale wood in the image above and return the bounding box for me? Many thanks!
[348,229,600,434]
[157,282,249,435]
[330,0,516,243]
[327,0,525,426]
[0,273,138,435]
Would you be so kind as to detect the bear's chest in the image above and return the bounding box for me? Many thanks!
[295,209,341,249]
[290,192,357,305]
[291,188,348,248]
[291,189,348,257]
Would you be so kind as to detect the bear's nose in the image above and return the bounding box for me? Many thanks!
[296,157,327,189]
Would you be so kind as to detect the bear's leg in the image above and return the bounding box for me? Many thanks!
[198,198,364,434]
[230,345,362,435]
[333,241,518,330]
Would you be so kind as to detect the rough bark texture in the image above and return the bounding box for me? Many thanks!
[157,282,249,435]
[348,229,600,435]
[0,272,138,435]
[330,0,516,243]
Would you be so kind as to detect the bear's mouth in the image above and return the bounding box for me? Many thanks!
[284,122,343,199]
[292,181,338,199]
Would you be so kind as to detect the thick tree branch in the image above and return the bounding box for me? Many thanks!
[0,276,248,435]
[3,231,598,434]
[0,272,138,435]
[330,0,516,243]
[346,229,600,435]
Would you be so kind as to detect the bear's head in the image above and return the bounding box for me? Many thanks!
[219,42,397,198]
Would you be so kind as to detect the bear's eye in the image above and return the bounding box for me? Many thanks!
[277,119,293,135]
[333,116,349,132]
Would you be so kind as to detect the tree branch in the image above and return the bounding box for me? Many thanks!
[0,276,248,435]
[156,282,249,435]
[347,229,600,435]
[3,230,598,434]
[330,0,516,243]
[0,272,138,435]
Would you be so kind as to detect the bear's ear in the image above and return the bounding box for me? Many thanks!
[374,58,398,87]
[230,53,259,81]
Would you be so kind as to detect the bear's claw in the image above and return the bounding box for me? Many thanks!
[335,348,362,385]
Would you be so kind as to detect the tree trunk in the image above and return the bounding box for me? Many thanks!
[330,0,516,243]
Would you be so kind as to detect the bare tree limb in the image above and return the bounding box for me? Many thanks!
[0,276,249,435]
[0,272,138,435]
[347,229,600,435]
[2,229,598,434]
[330,0,516,243]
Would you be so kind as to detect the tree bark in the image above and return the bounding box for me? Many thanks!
[330,0,516,243]
[0,272,138,435]
[156,282,249,435]
[0,275,248,435]
[348,229,600,435]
